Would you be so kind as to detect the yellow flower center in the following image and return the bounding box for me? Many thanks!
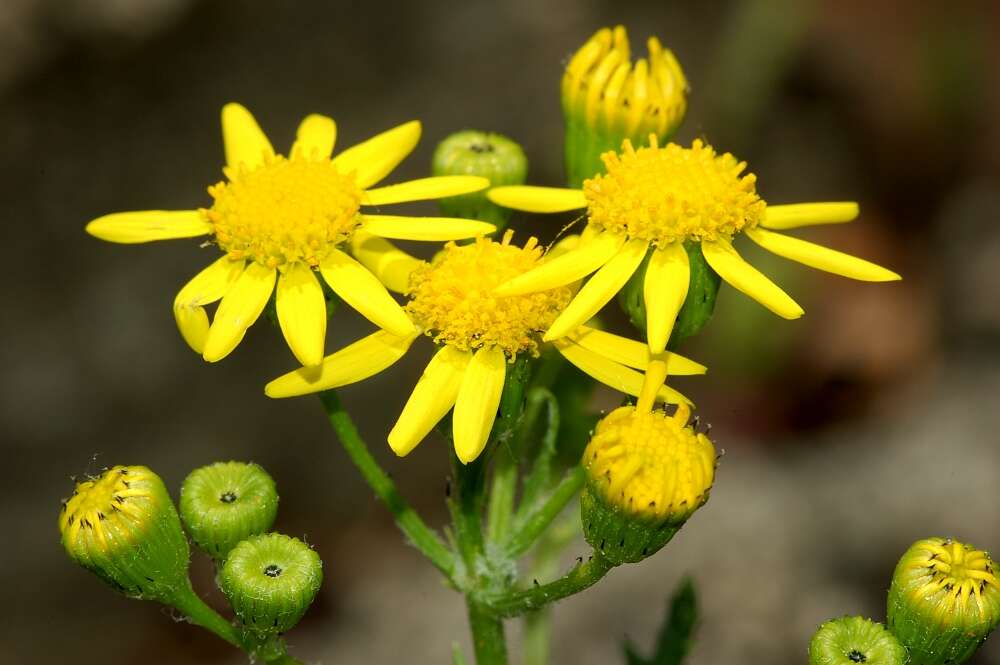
[405,231,572,356]
[903,538,1000,616]
[59,466,161,553]
[584,404,715,521]
[204,154,363,268]
[583,138,766,245]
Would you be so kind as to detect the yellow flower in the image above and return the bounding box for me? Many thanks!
[488,137,901,355]
[86,103,493,366]
[265,231,707,464]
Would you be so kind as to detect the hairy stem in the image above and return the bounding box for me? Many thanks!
[505,466,585,558]
[481,554,614,618]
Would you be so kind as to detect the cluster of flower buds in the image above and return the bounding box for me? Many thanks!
[809,537,1000,665]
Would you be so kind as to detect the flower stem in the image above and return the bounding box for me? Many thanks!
[505,466,585,558]
[481,554,614,618]
[467,599,508,665]
[170,581,241,649]
[318,390,455,579]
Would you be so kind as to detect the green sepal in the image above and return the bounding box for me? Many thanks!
[179,461,279,560]
[809,616,908,665]
[617,242,721,350]
[624,577,698,665]
[220,533,322,637]
[580,480,681,566]
[432,130,527,231]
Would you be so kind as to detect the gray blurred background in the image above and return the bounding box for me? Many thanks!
[3,0,1000,663]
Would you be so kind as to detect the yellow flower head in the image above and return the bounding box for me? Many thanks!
[266,231,707,464]
[86,103,493,367]
[406,231,572,356]
[59,466,189,601]
[585,138,765,245]
[584,403,714,521]
[488,136,900,355]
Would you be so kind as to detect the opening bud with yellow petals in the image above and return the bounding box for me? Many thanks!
[809,616,908,665]
[580,403,715,565]
[432,130,527,230]
[180,461,279,561]
[220,533,323,638]
[59,465,190,603]
[887,537,1000,665]
[563,25,688,187]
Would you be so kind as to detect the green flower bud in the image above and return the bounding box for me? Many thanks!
[432,130,527,230]
[809,616,908,665]
[562,26,687,187]
[580,403,715,565]
[59,465,190,603]
[179,461,278,560]
[220,533,322,636]
[887,537,1000,665]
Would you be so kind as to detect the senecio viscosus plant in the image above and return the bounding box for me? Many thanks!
[61,25,997,665]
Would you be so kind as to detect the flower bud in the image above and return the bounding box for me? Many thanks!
[179,461,279,560]
[580,404,715,565]
[220,533,322,636]
[562,25,687,187]
[432,130,527,231]
[809,616,907,665]
[887,537,1000,665]
[58,465,190,603]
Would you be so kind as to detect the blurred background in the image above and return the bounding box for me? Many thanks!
[3,0,999,663]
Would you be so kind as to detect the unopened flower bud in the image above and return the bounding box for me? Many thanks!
[432,130,527,231]
[809,616,907,665]
[580,403,715,565]
[562,25,687,186]
[180,461,279,560]
[59,465,190,603]
[887,537,1000,665]
[220,533,322,637]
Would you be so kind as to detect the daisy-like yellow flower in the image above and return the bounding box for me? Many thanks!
[487,136,901,355]
[265,231,706,464]
[86,103,494,366]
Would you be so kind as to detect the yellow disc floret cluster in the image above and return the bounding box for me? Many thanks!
[584,137,766,245]
[205,154,363,268]
[59,465,163,555]
[405,230,572,357]
[899,538,1000,622]
[584,404,715,521]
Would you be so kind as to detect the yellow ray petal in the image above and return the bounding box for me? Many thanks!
[745,227,900,282]
[361,215,495,241]
[276,264,328,367]
[554,339,691,406]
[291,114,337,160]
[644,242,690,354]
[85,210,211,244]
[565,326,706,376]
[494,231,625,297]
[332,120,421,189]
[265,330,418,398]
[364,176,490,206]
[543,238,648,341]
[761,202,859,230]
[173,257,245,353]
[349,231,424,294]
[221,103,274,170]
[202,262,276,362]
[319,248,415,336]
[701,238,804,319]
[487,186,587,213]
[387,346,470,457]
[452,346,507,464]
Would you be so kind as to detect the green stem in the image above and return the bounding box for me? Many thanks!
[482,554,615,618]
[486,451,517,545]
[319,390,455,579]
[467,599,508,665]
[505,467,585,558]
[170,582,241,649]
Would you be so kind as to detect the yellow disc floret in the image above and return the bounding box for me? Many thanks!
[584,404,715,521]
[205,154,363,268]
[898,538,1000,622]
[584,137,766,245]
[405,230,572,356]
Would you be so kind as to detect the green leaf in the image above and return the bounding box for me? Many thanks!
[623,577,699,665]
